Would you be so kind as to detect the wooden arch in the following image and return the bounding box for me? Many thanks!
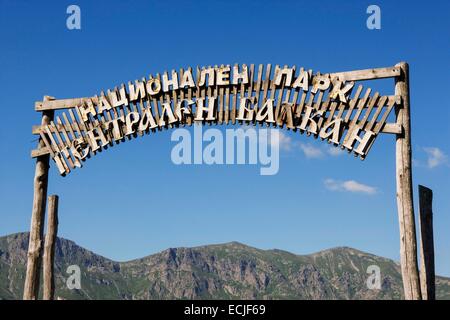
[25,62,422,300]
[32,63,402,175]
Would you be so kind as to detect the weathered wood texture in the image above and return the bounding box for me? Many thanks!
[23,97,54,300]
[330,66,400,81]
[43,195,59,300]
[34,66,401,111]
[30,64,403,165]
[418,185,435,300]
[394,62,422,300]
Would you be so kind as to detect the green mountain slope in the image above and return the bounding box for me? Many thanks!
[0,233,449,300]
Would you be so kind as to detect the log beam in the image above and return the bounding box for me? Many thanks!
[23,96,55,300]
[43,195,59,300]
[394,62,422,300]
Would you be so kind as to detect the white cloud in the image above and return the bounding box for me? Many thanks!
[423,147,447,169]
[327,146,344,156]
[299,143,324,159]
[278,131,293,151]
[268,130,293,151]
[324,179,377,195]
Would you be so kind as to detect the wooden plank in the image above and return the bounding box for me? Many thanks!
[236,64,247,125]
[418,185,435,300]
[178,68,186,127]
[43,195,58,300]
[245,64,255,125]
[35,97,96,111]
[31,146,51,158]
[343,85,363,123]
[329,66,400,81]
[381,123,402,134]
[68,109,87,147]
[349,88,372,128]
[210,64,218,125]
[218,65,225,125]
[206,65,214,126]
[273,65,283,127]
[252,64,264,126]
[365,96,387,132]
[200,68,207,125]
[278,66,294,129]
[315,100,330,133]
[129,81,144,136]
[186,67,194,126]
[44,125,70,173]
[373,96,398,133]
[170,69,180,128]
[98,90,115,144]
[196,66,204,124]
[295,70,312,120]
[259,64,272,126]
[291,67,303,123]
[145,76,160,131]
[268,65,279,127]
[71,107,97,155]
[49,121,75,169]
[224,84,230,124]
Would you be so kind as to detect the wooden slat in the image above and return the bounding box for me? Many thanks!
[217,65,225,125]
[358,92,380,129]
[373,96,398,133]
[206,65,214,126]
[146,76,160,131]
[62,113,76,139]
[252,64,264,126]
[295,70,312,120]
[343,85,363,123]
[178,68,186,127]
[259,64,272,126]
[291,67,303,122]
[277,66,294,128]
[349,88,372,128]
[48,124,74,170]
[224,84,230,124]
[68,109,87,147]
[273,65,284,127]
[170,69,179,129]
[70,107,96,155]
[236,65,247,125]
[245,64,255,125]
[365,96,388,132]
[268,65,279,127]
[186,67,194,126]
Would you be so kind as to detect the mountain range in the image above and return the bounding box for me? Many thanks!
[0,232,449,300]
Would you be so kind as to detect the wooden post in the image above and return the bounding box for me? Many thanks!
[23,96,54,300]
[394,62,422,300]
[418,185,435,300]
[43,195,59,300]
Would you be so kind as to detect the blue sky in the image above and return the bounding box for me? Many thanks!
[0,0,449,276]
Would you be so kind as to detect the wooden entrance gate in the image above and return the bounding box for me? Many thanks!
[24,61,422,299]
